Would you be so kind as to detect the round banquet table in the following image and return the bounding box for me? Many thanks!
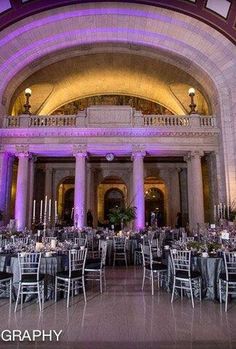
[167,253,224,301]
[9,255,65,299]
[192,255,223,300]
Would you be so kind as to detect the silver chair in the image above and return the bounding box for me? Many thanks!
[74,237,87,248]
[170,250,201,308]
[219,251,236,312]
[141,244,167,295]
[0,269,13,305]
[13,236,29,245]
[55,248,87,307]
[15,252,44,312]
[113,237,127,267]
[85,241,107,293]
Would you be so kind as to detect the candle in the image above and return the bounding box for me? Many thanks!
[40,200,43,223]
[223,204,226,219]
[33,200,36,222]
[55,200,57,218]
[48,199,51,222]
[50,238,56,250]
[227,204,230,220]
[214,205,216,221]
[36,242,43,252]
[44,195,48,215]
[71,207,74,219]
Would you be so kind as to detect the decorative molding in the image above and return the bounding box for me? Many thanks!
[0,127,220,139]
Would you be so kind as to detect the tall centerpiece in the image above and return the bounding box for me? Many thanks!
[108,205,136,231]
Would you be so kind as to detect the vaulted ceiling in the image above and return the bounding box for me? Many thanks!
[11,50,210,116]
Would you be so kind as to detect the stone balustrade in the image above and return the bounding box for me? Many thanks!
[2,107,217,129]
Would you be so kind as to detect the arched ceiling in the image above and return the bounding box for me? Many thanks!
[0,0,235,44]
[11,51,209,116]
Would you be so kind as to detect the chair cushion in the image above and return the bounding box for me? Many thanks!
[86,258,101,264]
[175,270,201,279]
[85,262,101,270]
[220,272,236,282]
[21,274,44,283]
[56,270,82,279]
[0,272,13,280]
[146,263,167,271]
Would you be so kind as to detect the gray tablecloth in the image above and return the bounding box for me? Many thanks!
[167,254,223,301]
[192,256,222,300]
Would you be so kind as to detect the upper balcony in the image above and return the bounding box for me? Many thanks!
[3,106,217,127]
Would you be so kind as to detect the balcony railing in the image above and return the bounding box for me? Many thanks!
[2,108,217,129]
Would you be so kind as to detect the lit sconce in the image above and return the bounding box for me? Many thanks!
[188,87,196,114]
[23,88,32,114]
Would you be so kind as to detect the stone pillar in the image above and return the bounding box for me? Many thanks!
[45,166,53,198]
[73,146,87,228]
[132,150,145,230]
[27,156,36,228]
[186,152,204,229]
[169,168,181,226]
[0,150,10,225]
[15,150,30,231]
[5,154,14,224]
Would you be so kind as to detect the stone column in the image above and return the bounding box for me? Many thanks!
[186,152,204,229]
[169,168,181,226]
[0,150,10,225]
[15,149,30,231]
[27,156,36,228]
[132,150,145,230]
[73,146,87,228]
[5,154,14,224]
[185,155,193,227]
[45,166,53,198]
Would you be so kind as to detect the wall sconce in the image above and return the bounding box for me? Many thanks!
[188,87,196,114]
[23,88,32,114]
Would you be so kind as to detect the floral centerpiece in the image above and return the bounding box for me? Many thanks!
[108,205,136,231]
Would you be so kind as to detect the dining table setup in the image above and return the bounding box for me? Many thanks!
[0,222,235,310]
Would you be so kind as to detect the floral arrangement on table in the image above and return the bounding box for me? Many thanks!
[0,230,27,240]
[187,241,221,253]
[108,205,136,230]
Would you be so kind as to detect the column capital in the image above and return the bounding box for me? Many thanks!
[184,151,204,162]
[132,145,146,159]
[15,145,30,158]
[73,144,87,158]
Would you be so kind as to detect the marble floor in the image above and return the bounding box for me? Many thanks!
[0,266,236,349]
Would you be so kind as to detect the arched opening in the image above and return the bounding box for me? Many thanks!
[145,187,165,226]
[57,176,74,224]
[104,188,125,220]
[144,176,166,226]
[97,176,127,225]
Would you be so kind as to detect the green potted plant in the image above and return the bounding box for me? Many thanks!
[229,200,236,222]
[108,205,136,231]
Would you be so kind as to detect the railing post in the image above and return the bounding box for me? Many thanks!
[190,115,200,128]
[18,115,30,127]
[133,110,143,126]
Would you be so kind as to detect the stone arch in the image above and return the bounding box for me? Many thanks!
[0,2,234,202]
[144,176,167,225]
[97,176,127,224]
[57,176,74,220]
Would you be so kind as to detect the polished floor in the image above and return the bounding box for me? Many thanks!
[0,266,236,349]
